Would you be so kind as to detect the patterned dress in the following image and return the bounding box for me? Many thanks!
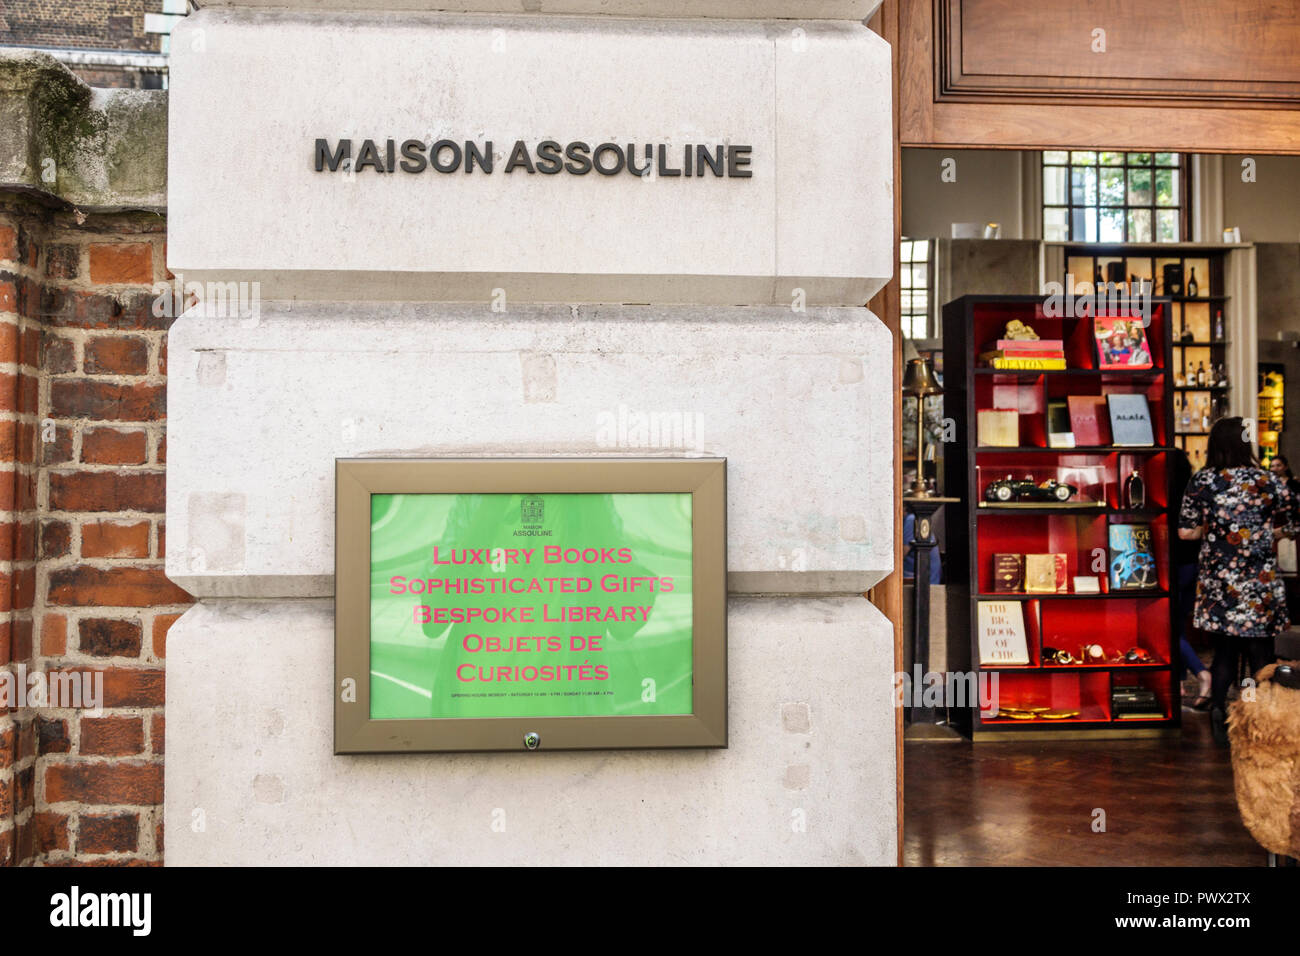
[1178,467,1300,637]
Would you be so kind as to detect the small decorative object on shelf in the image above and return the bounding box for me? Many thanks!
[1214,309,1225,340]
[1072,576,1102,594]
[1174,368,1185,387]
[902,357,943,498]
[1002,319,1039,341]
[1216,363,1229,388]
[984,476,1077,503]
[1123,469,1146,510]
[1187,267,1199,297]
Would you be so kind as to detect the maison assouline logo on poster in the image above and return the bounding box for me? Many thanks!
[314,137,753,178]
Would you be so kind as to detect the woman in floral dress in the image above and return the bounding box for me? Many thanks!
[1178,417,1300,744]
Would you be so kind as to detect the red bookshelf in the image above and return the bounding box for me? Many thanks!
[943,295,1180,739]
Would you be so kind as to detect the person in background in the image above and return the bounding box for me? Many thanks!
[1168,448,1212,710]
[1269,454,1300,497]
[1179,418,1300,745]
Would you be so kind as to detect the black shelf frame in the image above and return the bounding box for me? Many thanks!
[942,294,1182,740]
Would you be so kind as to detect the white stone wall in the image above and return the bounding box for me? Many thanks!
[164,6,897,866]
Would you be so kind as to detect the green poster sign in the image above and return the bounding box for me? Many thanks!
[369,492,693,720]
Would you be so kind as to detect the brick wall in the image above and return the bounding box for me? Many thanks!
[0,196,190,866]
[0,2,163,53]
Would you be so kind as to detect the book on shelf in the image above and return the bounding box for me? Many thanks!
[1108,523,1159,590]
[1025,553,1067,593]
[1107,393,1155,447]
[1067,395,1110,445]
[977,601,1029,665]
[977,409,1019,446]
[996,338,1063,351]
[993,553,1024,592]
[1046,400,1075,447]
[1072,576,1101,593]
[982,356,1068,370]
[981,348,1066,360]
[1093,316,1153,370]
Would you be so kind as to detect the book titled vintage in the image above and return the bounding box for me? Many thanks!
[993,553,1025,592]
[1093,316,1153,370]
[1108,522,1159,590]
[1067,395,1110,446]
[1107,393,1155,447]
[977,601,1029,665]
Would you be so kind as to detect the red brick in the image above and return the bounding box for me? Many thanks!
[88,243,153,285]
[81,520,150,558]
[0,778,10,819]
[81,429,148,465]
[84,335,148,375]
[15,420,35,465]
[156,434,166,464]
[48,566,190,607]
[150,713,163,755]
[81,716,144,756]
[0,224,17,262]
[45,290,170,332]
[34,811,70,853]
[80,813,139,854]
[0,372,38,414]
[78,618,142,658]
[41,332,77,374]
[11,520,35,563]
[0,419,12,461]
[40,520,71,558]
[13,568,36,611]
[43,761,162,806]
[11,618,32,659]
[41,425,74,465]
[44,244,79,280]
[49,667,164,707]
[0,318,16,363]
[49,380,165,421]
[0,724,13,768]
[48,472,165,513]
[19,326,40,368]
[16,720,34,761]
[0,619,9,669]
[41,613,67,656]
[0,281,15,315]
[151,612,179,658]
[36,715,70,754]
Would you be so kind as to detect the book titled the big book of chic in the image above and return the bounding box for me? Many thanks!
[977,601,1029,665]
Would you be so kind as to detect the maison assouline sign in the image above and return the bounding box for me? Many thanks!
[315,138,754,178]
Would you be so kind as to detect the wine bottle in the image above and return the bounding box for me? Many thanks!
[1201,400,1210,431]
[1181,398,1191,431]
[1214,309,1224,340]
[1217,363,1229,387]
[1124,471,1146,510]
[1188,268,1199,297]
[1174,367,1185,387]
[1196,362,1206,387]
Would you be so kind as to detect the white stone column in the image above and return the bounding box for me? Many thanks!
[164,3,896,865]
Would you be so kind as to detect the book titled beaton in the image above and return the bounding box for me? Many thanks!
[977,601,1029,665]
[1106,393,1155,447]
[1108,523,1158,590]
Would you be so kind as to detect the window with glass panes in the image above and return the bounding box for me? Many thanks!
[901,238,932,339]
[1042,151,1187,243]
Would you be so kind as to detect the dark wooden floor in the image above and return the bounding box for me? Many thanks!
[904,705,1265,866]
